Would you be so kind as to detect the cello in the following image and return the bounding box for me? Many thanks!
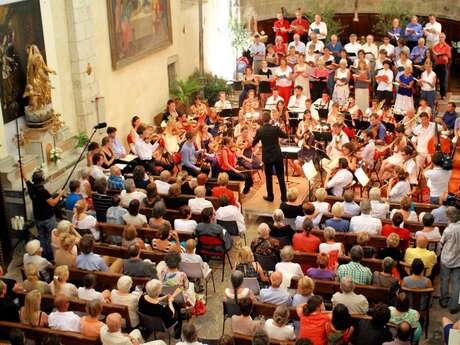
[427,102,451,155]
[449,136,460,194]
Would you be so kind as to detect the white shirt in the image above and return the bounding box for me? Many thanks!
[376,69,394,91]
[420,70,436,91]
[361,140,375,167]
[288,40,306,54]
[110,289,142,327]
[362,43,378,61]
[288,94,307,113]
[379,43,395,57]
[100,325,132,345]
[122,213,147,227]
[275,262,304,278]
[265,95,283,111]
[308,21,327,40]
[340,201,361,217]
[403,158,418,185]
[424,167,451,197]
[320,242,343,256]
[48,311,81,332]
[312,201,330,214]
[328,132,349,160]
[306,40,324,54]
[424,21,442,44]
[215,205,246,233]
[413,122,436,154]
[72,214,99,240]
[155,180,171,195]
[77,287,104,302]
[295,214,322,230]
[23,254,51,273]
[370,200,390,219]
[134,138,159,160]
[264,319,296,341]
[275,66,292,87]
[188,197,214,214]
[389,181,411,201]
[344,42,362,60]
[214,99,232,111]
[91,165,106,180]
[349,214,382,235]
[174,219,198,234]
[120,190,147,208]
[326,169,354,197]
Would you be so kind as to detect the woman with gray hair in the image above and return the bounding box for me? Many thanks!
[120,178,146,208]
[269,209,296,244]
[373,257,400,294]
[138,279,183,338]
[250,223,280,256]
[110,275,142,327]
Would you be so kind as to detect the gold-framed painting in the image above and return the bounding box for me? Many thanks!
[107,0,172,70]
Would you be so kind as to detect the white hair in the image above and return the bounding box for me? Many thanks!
[117,275,133,293]
[145,279,162,298]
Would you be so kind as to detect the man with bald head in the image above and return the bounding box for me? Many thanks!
[383,321,412,345]
[404,235,437,276]
[332,277,369,314]
[48,294,81,332]
[259,271,291,305]
[100,313,166,345]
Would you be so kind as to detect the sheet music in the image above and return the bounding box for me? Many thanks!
[123,154,137,162]
[354,168,370,186]
[281,146,301,154]
[302,161,317,180]
[115,164,127,170]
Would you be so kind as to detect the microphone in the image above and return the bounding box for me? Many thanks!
[93,122,107,129]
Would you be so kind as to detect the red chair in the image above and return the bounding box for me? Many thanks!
[196,235,232,282]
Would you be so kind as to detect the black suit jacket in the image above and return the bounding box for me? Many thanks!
[252,123,288,163]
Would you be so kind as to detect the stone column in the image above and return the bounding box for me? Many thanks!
[65,0,102,133]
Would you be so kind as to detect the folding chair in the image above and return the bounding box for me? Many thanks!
[196,235,232,281]
[217,219,246,245]
[179,261,216,301]
[241,277,260,295]
[254,253,278,273]
[222,301,241,335]
[137,310,177,345]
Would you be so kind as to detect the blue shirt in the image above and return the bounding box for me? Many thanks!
[388,27,403,40]
[405,23,423,42]
[76,253,109,272]
[106,206,128,225]
[398,74,415,97]
[325,218,350,232]
[65,193,82,210]
[431,205,448,224]
[367,123,386,140]
[111,138,126,159]
[180,141,199,171]
[443,111,458,130]
[249,42,266,61]
[259,287,292,305]
[327,41,343,62]
[410,45,427,64]
[108,175,124,190]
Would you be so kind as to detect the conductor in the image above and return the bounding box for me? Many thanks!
[252,111,288,202]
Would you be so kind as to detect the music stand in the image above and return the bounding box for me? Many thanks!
[313,148,330,186]
[354,120,370,132]
[219,109,233,118]
[394,114,404,123]
[318,108,328,121]
[382,121,395,133]
[313,131,332,143]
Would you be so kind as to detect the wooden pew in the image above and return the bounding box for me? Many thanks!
[233,332,294,345]
[68,267,150,291]
[292,252,384,273]
[15,291,132,328]
[92,243,166,263]
[0,321,100,345]
[96,222,194,242]
[312,230,388,251]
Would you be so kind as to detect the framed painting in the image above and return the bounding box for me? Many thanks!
[0,0,45,123]
[107,0,173,70]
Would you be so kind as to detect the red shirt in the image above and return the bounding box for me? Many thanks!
[432,42,451,65]
[217,147,237,171]
[274,43,287,56]
[298,312,330,345]
[381,224,411,250]
[212,186,236,206]
[290,18,309,36]
[273,19,290,43]
[292,232,321,253]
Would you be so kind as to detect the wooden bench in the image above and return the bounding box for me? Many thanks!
[92,243,166,263]
[97,222,194,242]
[0,321,100,345]
[233,332,294,345]
[68,267,150,291]
[15,291,132,328]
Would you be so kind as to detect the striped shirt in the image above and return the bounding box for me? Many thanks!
[337,261,372,285]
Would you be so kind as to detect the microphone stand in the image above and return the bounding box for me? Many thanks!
[61,126,99,190]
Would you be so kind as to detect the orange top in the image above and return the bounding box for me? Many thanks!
[80,316,104,337]
[298,312,330,345]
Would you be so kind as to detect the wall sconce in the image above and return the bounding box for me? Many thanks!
[353,0,359,22]
[182,25,187,34]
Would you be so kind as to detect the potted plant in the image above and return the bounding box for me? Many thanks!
[169,74,202,109]
[75,132,89,149]
[372,2,412,38]
[194,72,232,106]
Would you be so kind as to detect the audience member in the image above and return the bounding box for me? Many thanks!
[120,178,146,208]
[264,305,295,341]
[174,205,198,234]
[23,239,52,273]
[337,245,372,285]
[356,231,376,258]
[275,246,304,281]
[306,252,336,280]
[383,321,412,345]
[389,292,422,341]
[259,272,291,305]
[107,166,124,191]
[292,218,321,253]
[224,271,255,303]
[297,295,331,345]
[111,275,142,328]
[19,289,47,327]
[77,273,105,301]
[22,263,50,294]
[328,304,353,344]
[373,257,400,292]
[49,265,78,298]
[212,172,237,206]
[80,299,105,337]
[123,244,158,278]
[72,199,99,240]
[349,199,382,235]
[324,203,349,232]
[121,225,146,249]
[196,207,233,252]
[189,186,214,214]
[230,298,261,336]
[404,235,437,276]
[176,322,203,345]
[250,223,280,256]
[236,246,267,282]
[377,233,403,262]
[319,227,344,267]
[291,276,315,307]
[351,303,393,345]
[382,212,411,250]
[369,187,390,219]
[48,293,81,332]
[332,277,369,314]
[65,180,82,210]
[142,183,162,208]
[269,209,296,243]
[77,234,110,272]
[148,201,172,230]
[54,233,77,267]
[123,199,147,227]
[181,239,212,284]
[340,190,361,216]
[215,195,246,234]
[92,177,113,222]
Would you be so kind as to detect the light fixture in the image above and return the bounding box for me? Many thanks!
[353,0,359,22]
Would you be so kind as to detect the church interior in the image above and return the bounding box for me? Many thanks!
[1,1,460,345]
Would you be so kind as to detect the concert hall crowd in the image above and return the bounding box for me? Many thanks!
[2,8,460,345]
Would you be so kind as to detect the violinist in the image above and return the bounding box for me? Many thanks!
[234,115,249,138]
[326,122,349,161]
[271,100,288,130]
[214,91,232,112]
[162,100,179,123]
[342,96,361,119]
[359,130,376,170]
[379,125,407,180]
[236,126,261,170]
[387,168,411,202]
[380,105,396,126]
[190,95,208,123]
[195,123,212,151]
[134,125,161,173]
[296,110,317,139]
[367,113,386,144]
[177,112,192,133]
[205,107,221,137]
[401,145,418,185]
[325,158,353,197]
[162,118,181,155]
[292,129,316,177]
[412,112,437,170]
[180,130,209,177]
[341,143,358,172]
[402,109,417,136]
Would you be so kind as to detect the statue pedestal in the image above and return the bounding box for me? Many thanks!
[24,104,54,127]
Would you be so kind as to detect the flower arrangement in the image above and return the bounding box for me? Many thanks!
[50,147,63,164]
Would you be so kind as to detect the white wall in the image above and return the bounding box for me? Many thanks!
[90,0,200,141]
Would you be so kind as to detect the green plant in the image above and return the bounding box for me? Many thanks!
[75,132,89,148]
[372,2,412,38]
[228,18,252,54]
[304,2,345,40]
[194,72,232,106]
[169,74,202,108]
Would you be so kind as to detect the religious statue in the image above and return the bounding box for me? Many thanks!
[22,44,56,126]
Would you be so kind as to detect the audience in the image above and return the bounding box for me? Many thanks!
[77,273,105,302]
[337,245,372,285]
[23,239,52,273]
[292,218,321,253]
[155,170,172,195]
[349,199,382,235]
[181,239,212,285]
[328,304,353,344]
[382,212,411,250]
[148,201,172,230]
[264,305,296,341]
[389,196,418,222]
[54,232,77,267]
[291,276,315,307]
[373,257,400,292]
[259,272,291,305]
[306,252,336,280]
[48,294,81,332]
[72,199,99,240]
[377,233,403,262]
[121,225,147,249]
[177,322,203,345]
[123,244,158,278]
[142,183,162,208]
[389,292,422,341]
[49,265,78,298]
[212,172,237,206]
[92,177,113,222]
[65,180,83,211]
[111,275,142,328]
[383,321,412,345]
[0,281,19,323]
[403,235,437,276]
[369,187,390,219]
[324,203,349,232]
[224,271,255,303]
[108,166,124,191]
[340,190,361,216]
[351,303,393,345]
[189,186,214,214]
[230,298,261,336]
[275,246,304,281]
[106,195,129,225]
[297,295,331,345]
[269,209,296,244]
[356,232,376,258]
[196,207,233,252]
[319,226,344,267]
[215,195,246,234]
[415,212,441,244]
[19,290,48,327]
[23,263,50,294]
[150,223,181,253]
[123,199,147,227]
[174,205,198,234]
[332,277,369,314]
[236,246,267,282]
[80,299,105,337]
[250,223,280,256]
[77,234,110,272]
[442,316,460,345]
[120,178,146,208]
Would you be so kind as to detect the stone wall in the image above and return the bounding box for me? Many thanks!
[240,0,459,21]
